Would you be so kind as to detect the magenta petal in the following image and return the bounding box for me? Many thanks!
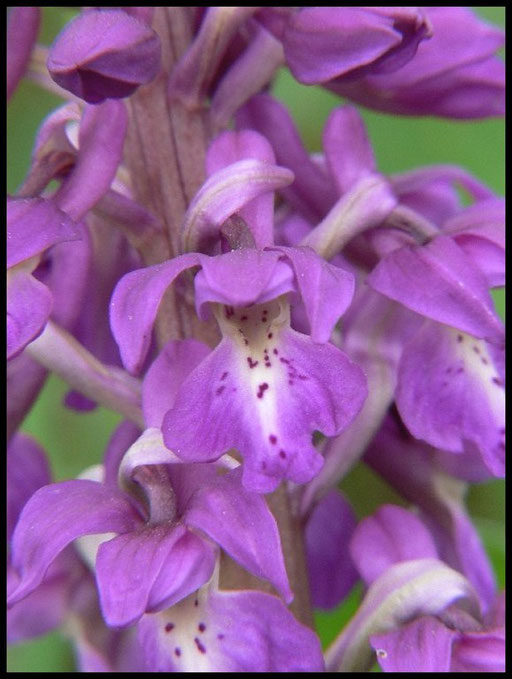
[273,245,355,342]
[147,531,216,613]
[7,270,53,360]
[7,7,40,99]
[7,196,81,269]
[143,340,211,428]
[368,235,504,343]
[350,505,439,586]
[47,9,161,103]
[9,480,141,604]
[194,249,294,319]
[370,616,457,672]
[7,433,51,541]
[103,421,142,487]
[282,7,428,84]
[451,627,505,672]
[305,490,358,609]
[110,253,200,374]
[138,587,324,671]
[184,468,292,602]
[96,524,214,627]
[322,106,377,195]
[55,100,128,221]
[396,322,505,477]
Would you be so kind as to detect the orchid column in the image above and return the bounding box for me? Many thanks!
[7,6,505,673]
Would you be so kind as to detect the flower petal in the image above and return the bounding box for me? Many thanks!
[184,467,292,602]
[7,196,81,269]
[143,340,211,428]
[96,524,215,627]
[305,490,358,609]
[272,245,355,342]
[110,252,200,374]
[368,234,504,343]
[7,269,53,360]
[349,504,439,586]
[7,433,51,541]
[370,616,457,672]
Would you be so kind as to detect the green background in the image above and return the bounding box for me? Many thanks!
[7,7,505,672]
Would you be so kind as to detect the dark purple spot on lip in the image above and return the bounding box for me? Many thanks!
[247,357,258,368]
[257,383,269,399]
[217,633,225,640]
[445,367,453,374]
[492,377,504,386]
[280,357,290,364]
[224,306,235,318]
[267,333,273,339]
[473,346,480,354]
[273,348,278,355]
[269,434,277,444]
[216,386,225,396]
[221,372,228,381]
[481,358,489,365]
[457,334,463,343]
[165,622,174,632]
[194,598,199,607]
[175,647,181,657]
[240,315,248,321]
[194,637,207,654]
[279,450,286,459]
[198,623,206,632]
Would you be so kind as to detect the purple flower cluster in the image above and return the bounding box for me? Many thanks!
[7,6,504,673]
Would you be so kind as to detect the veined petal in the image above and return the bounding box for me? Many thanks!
[137,584,324,671]
[110,252,200,374]
[96,524,215,627]
[272,245,355,342]
[184,467,292,602]
[350,505,439,586]
[370,616,457,672]
[451,626,505,672]
[305,490,358,609]
[7,196,81,269]
[9,480,141,604]
[163,300,367,492]
[368,234,504,343]
[396,322,505,477]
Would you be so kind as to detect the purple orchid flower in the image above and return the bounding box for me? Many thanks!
[347,505,505,672]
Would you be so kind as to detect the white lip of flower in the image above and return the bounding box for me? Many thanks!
[213,296,292,465]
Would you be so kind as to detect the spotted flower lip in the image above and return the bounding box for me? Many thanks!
[47,9,161,104]
[111,245,366,492]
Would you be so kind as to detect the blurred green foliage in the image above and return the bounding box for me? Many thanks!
[8,7,505,672]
